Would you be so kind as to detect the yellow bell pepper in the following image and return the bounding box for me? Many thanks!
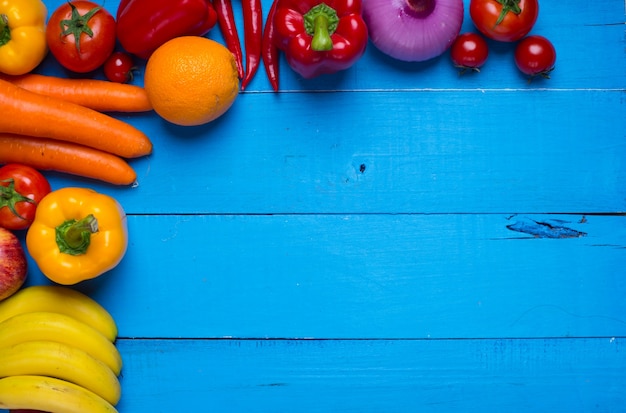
[0,0,48,75]
[26,187,128,285]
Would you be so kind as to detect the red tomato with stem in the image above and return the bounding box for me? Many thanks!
[514,35,556,78]
[470,0,538,42]
[0,164,52,231]
[46,1,117,73]
[450,33,489,72]
[103,52,137,83]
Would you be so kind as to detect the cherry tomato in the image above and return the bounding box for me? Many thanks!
[470,0,538,42]
[0,164,52,231]
[46,1,117,73]
[104,52,137,83]
[450,33,489,72]
[514,35,556,78]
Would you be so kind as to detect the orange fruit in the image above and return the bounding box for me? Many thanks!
[144,36,239,126]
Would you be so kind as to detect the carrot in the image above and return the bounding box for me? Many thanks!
[0,78,152,158]
[0,134,138,186]
[0,73,153,113]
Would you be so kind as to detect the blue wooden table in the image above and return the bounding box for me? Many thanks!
[5,0,626,411]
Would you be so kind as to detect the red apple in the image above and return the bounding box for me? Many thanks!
[0,227,27,301]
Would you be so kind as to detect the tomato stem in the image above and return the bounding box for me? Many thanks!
[0,178,36,222]
[494,0,522,26]
[60,2,102,53]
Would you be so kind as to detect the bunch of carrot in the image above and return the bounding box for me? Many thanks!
[0,74,154,186]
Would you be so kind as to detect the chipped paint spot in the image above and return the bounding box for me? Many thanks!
[506,217,587,239]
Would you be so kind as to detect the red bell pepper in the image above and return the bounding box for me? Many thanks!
[116,0,218,59]
[273,0,368,78]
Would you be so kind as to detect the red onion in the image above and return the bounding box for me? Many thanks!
[363,0,464,62]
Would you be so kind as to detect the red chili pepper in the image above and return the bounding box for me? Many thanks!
[273,0,368,78]
[240,0,263,90]
[116,0,218,59]
[214,0,244,80]
[262,0,280,91]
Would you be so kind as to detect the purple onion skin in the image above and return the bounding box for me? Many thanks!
[363,0,464,62]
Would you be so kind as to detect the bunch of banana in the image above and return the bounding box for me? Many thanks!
[0,285,123,413]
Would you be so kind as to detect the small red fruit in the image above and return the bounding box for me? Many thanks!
[103,52,136,83]
[450,32,489,72]
[514,35,556,78]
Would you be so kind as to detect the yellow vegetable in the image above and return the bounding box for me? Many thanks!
[26,187,128,285]
[0,0,48,75]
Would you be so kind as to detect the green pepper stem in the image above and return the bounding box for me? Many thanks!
[304,3,339,52]
[494,0,522,26]
[56,214,99,256]
[0,14,10,47]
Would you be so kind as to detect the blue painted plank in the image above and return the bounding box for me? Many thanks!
[7,337,621,413]
[42,89,626,214]
[21,213,626,339]
[2,337,624,412]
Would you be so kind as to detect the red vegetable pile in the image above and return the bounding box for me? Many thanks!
[454,0,556,77]
[38,0,557,91]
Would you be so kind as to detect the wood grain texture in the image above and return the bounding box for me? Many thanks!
[45,89,626,214]
[2,0,624,412]
[21,213,626,339]
[113,338,624,412]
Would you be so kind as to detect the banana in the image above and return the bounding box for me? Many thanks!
[0,375,118,413]
[0,285,118,341]
[0,311,123,375]
[0,340,121,406]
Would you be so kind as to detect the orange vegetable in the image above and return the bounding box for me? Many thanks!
[0,78,152,158]
[0,73,153,113]
[0,134,138,186]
